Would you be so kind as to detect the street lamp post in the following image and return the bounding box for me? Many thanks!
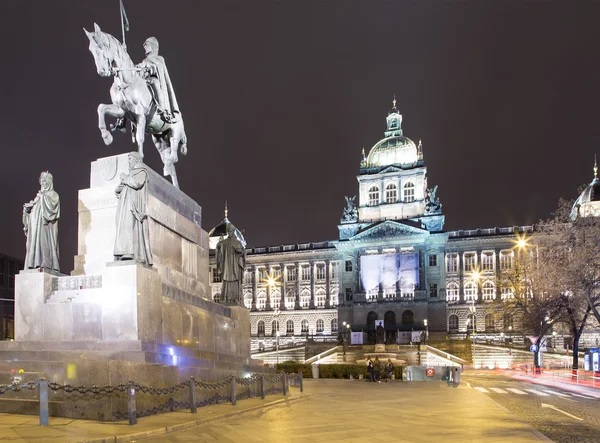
[508,325,513,347]
[423,318,428,344]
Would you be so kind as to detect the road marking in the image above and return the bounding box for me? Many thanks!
[474,387,489,393]
[525,389,549,396]
[543,390,570,397]
[571,393,595,399]
[490,388,508,394]
[541,403,584,421]
[506,388,527,395]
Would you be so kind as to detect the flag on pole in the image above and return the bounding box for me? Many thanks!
[120,0,130,32]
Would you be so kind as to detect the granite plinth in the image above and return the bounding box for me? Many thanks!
[74,153,209,299]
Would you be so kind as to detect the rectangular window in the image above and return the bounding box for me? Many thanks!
[429,255,437,267]
[316,264,326,280]
[243,271,251,285]
[446,254,458,273]
[273,267,281,279]
[345,288,353,301]
[301,266,310,281]
[212,269,222,283]
[258,269,267,281]
[345,260,353,272]
[287,267,297,282]
[481,252,494,271]
[464,253,476,271]
[429,284,438,298]
[331,263,338,280]
[499,251,513,270]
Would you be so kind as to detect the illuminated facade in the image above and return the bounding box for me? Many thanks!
[0,253,23,340]
[209,101,541,350]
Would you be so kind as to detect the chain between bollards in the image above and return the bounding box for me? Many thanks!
[39,378,49,426]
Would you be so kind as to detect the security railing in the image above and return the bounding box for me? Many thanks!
[0,372,303,426]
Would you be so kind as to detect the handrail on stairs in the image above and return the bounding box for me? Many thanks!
[426,345,469,366]
[304,345,341,365]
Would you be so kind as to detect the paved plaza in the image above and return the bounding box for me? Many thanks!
[0,378,552,443]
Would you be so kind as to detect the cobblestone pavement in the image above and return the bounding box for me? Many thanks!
[463,371,600,443]
[142,379,548,442]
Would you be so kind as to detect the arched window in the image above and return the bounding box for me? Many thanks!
[286,320,294,335]
[403,182,415,202]
[402,310,414,324]
[482,281,495,300]
[446,282,459,302]
[331,318,338,332]
[367,311,378,330]
[271,320,279,336]
[257,320,265,336]
[213,293,221,303]
[301,319,309,333]
[485,314,495,331]
[448,315,459,331]
[500,287,514,300]
[316,319,324,333]
[464,281,477,301]
[384,311,396,327]
[385,183,397,203]
[368,186,380,206]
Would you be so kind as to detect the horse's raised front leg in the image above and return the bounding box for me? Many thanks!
[97,104,125,146]
[135,114,146,159]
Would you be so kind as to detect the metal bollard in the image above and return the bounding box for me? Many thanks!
[38,378,49,426]
[127,381,137,425]
[260,375,265,399]
[282,373,288,395]
[299,372,304,393]
[231,376,237,406]
[189,377,197,414]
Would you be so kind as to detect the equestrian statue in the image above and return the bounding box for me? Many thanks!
[84,23,188,188]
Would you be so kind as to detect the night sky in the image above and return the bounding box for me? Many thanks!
[1,1,599,272]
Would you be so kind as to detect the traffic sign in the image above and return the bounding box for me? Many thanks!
[530,344,538,353]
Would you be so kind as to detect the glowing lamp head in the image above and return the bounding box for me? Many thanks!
[517,239,527,248]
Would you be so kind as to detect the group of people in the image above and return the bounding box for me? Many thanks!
[366,357,395,383]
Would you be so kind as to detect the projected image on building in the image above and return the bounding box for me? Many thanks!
[360,252,419,298]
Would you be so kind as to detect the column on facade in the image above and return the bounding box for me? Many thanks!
[395,248,401,299]
[495,249,501,304]
[477,251,483,303]
[377,248,384,301]
[458,253,465,304]
[309,260,316,309]
[251,265,257,311]
[294,261,301,309]
[266,265,272,310]
[355,251,362,294]
[325,259,331,308]
[279,262,286,310]
[418,247,425,290]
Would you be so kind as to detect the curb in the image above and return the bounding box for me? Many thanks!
[82,395,306,443]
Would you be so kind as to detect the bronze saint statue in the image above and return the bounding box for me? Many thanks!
[23,172,60,271]
[215,224,246,306]
[114,152,153,265]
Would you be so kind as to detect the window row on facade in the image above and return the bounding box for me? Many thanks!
[214,262,339,284]
[255,318,338,336]
[367,182,416,206]
[445,250,515,273]
[448,313,514,332]
[445,280,515,302]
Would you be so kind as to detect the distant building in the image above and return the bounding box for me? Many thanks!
[0,253,23,340]
[208,100,588,352]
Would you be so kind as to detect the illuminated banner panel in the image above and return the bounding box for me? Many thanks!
[360,252,419,293]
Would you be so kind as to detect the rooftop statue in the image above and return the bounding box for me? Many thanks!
[23,172,60,271]
[84,24,188,189]
[341,195,359,223]
[425,185,442,215]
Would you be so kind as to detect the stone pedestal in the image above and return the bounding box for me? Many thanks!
[0,154,264,420]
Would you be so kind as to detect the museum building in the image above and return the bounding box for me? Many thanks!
[209,101,543,351]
